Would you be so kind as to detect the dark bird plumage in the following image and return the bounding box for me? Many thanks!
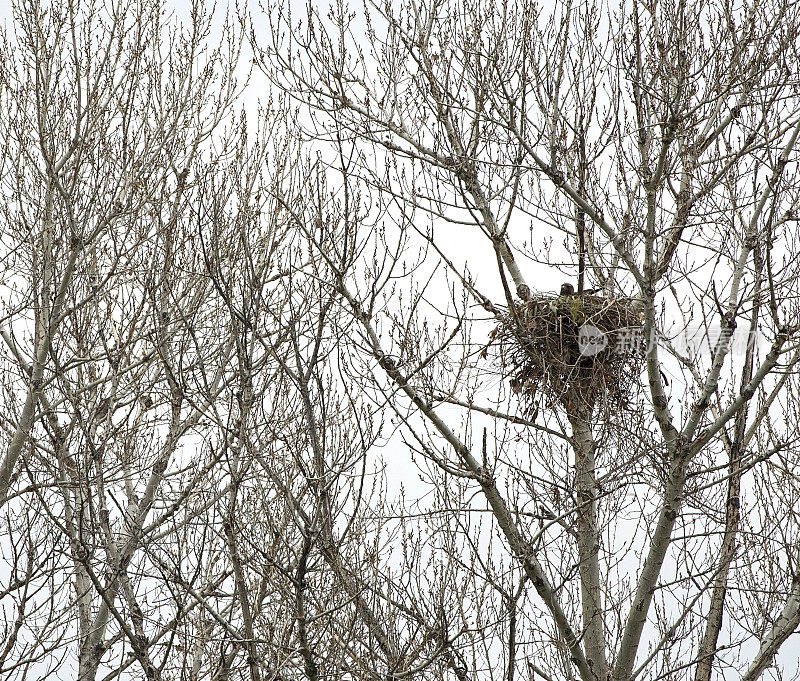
[561,282,602,295]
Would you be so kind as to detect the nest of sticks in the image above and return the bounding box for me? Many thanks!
[498,294,645,414]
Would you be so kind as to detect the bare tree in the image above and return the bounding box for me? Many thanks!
[4,0,800,679]
[1,2,474,679]
[0,1,249,678]
[253,0,800,679]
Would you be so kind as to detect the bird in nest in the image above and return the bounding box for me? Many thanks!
[560,282,600,296]
[553,283,582,319]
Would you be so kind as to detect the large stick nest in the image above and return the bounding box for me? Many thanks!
[498,294,645,414]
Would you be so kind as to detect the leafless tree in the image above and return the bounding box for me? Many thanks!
[0,1,253,678]
[4,0,800,679]
[1,1,479,678]
[252,0,800,680]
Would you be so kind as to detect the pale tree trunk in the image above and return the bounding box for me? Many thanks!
[0,183,81,507]
[694,239,762,681]
[741,573,800,681]
[567,404,608,681]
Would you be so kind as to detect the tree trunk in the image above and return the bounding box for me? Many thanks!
[567,405,608,681]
